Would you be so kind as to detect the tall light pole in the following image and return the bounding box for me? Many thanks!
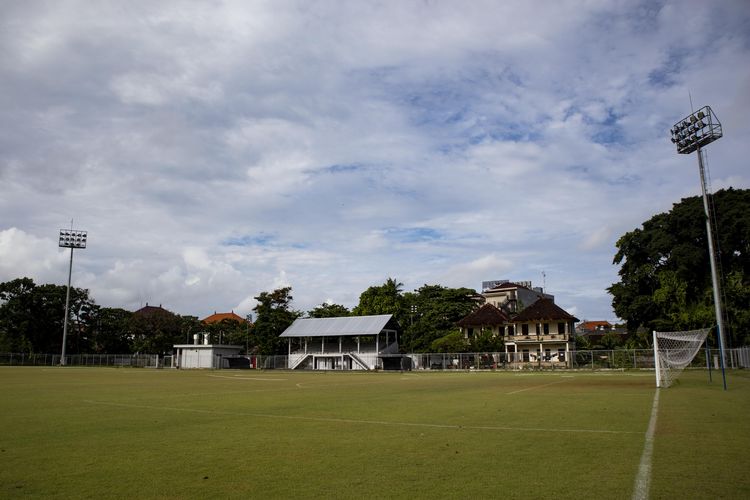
[58,228,87,366]
[670,105,727,389]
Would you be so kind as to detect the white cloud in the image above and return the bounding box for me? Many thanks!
[1,0,749,321]
[0,228,67,283]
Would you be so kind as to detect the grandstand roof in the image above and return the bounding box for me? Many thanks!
[280,314,397,338]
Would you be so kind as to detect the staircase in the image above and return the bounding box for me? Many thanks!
[348,352,371,371]
[289,353,311,370]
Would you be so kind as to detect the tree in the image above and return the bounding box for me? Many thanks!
[609,188,750,346]
[130,306,183,354]
[0,278,97,354]
[203,318,248,347]
[430,331,468,353]
[252,287,301,355]
[403,284,478,352]
[352,278,405,321]
[308,302,350,318]
[470,328,504,352]
[90,307,133,354]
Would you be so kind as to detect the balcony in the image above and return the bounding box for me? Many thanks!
[503,333,570,343]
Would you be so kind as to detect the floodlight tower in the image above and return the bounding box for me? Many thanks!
[58,228,87,366]
[669,105,727,389]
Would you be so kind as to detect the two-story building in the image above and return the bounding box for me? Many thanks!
[505,298,578,366]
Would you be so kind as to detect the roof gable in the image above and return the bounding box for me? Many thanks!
[457,303,509,327]
[133,304,174,317]
[202,311,247,324]
[280,314,397,338]
[512,299,579,322]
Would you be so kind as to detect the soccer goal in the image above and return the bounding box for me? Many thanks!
[653,328,711,388]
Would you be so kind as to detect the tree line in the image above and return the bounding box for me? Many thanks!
[3,188,747,355]
[0,277,482,356]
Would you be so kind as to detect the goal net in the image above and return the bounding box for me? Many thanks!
[653,328,711,388]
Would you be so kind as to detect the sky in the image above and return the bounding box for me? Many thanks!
[1,0,749,322]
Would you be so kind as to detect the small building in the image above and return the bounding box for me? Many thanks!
[174,332,243,369]
[505,298,578,366]
[279,314,401,370]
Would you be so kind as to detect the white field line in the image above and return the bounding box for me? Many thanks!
[82,399,640,435]
[207,375,286,381]
[632,389,660,500]
[506,379,569,394]
[295,380,395,389]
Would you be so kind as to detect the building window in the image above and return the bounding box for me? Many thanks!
[467,327,474,338]
[522,324,529,336]
[507,325,514,336]
[558,349,566,362]
[522,349,530,362]
[558,322,566,334]
[545,348,551,361]
[535,323,541,335]
[543,323,550,335]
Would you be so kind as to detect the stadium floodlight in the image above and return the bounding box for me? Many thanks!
[59,228,87,366]
[670,105,727,390]
[670,105,722,155]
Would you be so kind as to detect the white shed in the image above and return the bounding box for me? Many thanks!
[174,333,243,369]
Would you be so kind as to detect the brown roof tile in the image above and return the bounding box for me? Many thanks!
[457,303,510,327]
[201,311,248,324]
[512,299,579,322]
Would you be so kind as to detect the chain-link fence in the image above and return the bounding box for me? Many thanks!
[2,347,747,370]
[253,347,749,371]
[0,352,160,368]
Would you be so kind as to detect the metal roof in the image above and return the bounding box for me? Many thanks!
[280,314,394,338]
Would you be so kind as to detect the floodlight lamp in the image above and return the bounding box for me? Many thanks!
[697,111,705,119]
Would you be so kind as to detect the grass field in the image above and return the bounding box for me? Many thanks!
[1,367,748,499]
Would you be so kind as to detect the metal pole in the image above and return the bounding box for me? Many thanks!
[697,147,728,390]
[653,330,660,388]
[61,247,74,366]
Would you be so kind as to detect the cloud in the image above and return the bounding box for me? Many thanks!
[1,0,749,322]
[0,228,68,284]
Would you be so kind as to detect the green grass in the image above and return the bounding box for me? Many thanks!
[0,368,748,499]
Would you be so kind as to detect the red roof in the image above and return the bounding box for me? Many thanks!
[579,321,612,332]
[201,311,248,324]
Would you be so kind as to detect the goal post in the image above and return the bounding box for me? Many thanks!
[653,328,711,388]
